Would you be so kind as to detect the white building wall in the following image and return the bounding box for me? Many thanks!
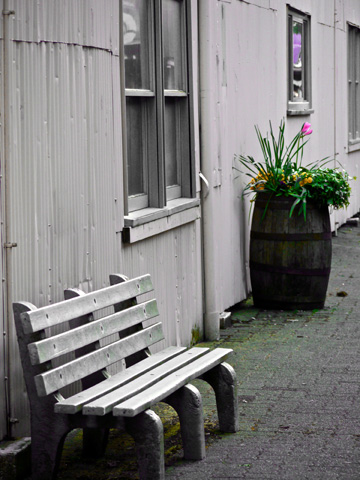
[1,0,359,440]
[3,0,123,438]
[0,0,203,439]
[120,0,203,350]
[201,0,360,330]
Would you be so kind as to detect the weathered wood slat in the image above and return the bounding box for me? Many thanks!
[83,347,210,416]
[13,272,238,480]
[113,348,233,417]
[54,346,186,414]
[21,274,153,334]
[34,323,164,396]
[28,300,159,365]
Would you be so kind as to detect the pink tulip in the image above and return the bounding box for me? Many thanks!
[301,122,312,135]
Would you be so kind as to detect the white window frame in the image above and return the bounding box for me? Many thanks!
[348,22,360,151]
[122,0,196,217]
[287,8,313,116]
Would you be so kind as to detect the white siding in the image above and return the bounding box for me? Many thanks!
[120,220,203,350]
[1,0,203,439]
[11,0,119,53]
[4,1,123,437]
[1,0,360,440]
[200,0,360,323]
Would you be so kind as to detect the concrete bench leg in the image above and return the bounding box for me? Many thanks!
[30,418,70,479]
[201,362,239,433]
[125,409,165,480]
[165,384,206,461]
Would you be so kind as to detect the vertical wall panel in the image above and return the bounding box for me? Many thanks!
[0,5,7,437]
[5,2,123,436]
[2,0,359,441]
[200,0,360,321]
[1,0,202,439]
[11,0,119,53]
[120,220,203,350]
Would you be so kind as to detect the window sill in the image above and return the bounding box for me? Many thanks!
[287,108,314,116]
[348,141,360,153]
[122,198,201,243]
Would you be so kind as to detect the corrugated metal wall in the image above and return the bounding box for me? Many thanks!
[4,0,124,438]
[1,0,203,439]
[1,0,359,441]
[120,221,203,352]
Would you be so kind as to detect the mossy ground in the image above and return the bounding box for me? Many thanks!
[57,295,337,479]
[57,408,220,480]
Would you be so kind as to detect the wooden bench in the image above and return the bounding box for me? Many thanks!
[13,273,239,479]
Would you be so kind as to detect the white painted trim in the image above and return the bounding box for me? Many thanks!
[348,141,360,153]
[122,202,200,243]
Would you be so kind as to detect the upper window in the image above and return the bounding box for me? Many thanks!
[123,0,193,213]
[287,8,312,115]
[348,23,360,150]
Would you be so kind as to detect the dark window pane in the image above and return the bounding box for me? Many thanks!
[165,98,179,188]
[126,97,147,196]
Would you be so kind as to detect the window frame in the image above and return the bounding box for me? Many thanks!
[348,22,360,151]
[287,8,313,116]
[123,0,196,215]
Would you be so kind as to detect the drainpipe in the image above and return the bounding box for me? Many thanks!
[2,0,15,438]
[333,0,339,234]
[333,2,337,163]
[199,0,220,341]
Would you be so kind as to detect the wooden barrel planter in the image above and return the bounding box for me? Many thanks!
[250,193,332,310]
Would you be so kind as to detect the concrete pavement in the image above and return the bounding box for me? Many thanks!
[54,224,360,479]
[166,224,360,479]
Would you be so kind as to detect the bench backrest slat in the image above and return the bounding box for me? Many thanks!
[27,299,159,365]
[20,275,153,334]
[34,322,164,396]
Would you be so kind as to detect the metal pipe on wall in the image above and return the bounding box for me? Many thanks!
[198,0,220,341]
[2,0,15,439]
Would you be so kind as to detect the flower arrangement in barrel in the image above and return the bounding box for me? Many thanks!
[236,120,354,218]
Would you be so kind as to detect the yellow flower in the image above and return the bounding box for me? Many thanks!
[307,177,313,183]
[299,180,305,187]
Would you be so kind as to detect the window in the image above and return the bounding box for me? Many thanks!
[123,0,194,214]
[287,8,312,115]
[348,23,360,150]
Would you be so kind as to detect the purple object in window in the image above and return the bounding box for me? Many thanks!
[293,33,302,64]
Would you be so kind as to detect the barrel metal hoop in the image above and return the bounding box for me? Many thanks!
[250,231,332,242]
[250,261,331,276]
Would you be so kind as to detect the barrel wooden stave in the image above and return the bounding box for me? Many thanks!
[250,194,332,310]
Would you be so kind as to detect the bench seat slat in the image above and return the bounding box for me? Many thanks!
[34,322,164,397]
[112,348,233,417]
[28,300,159,365]
[21,275,153,334]
[54,346,186,414]
[83,347,210,416]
